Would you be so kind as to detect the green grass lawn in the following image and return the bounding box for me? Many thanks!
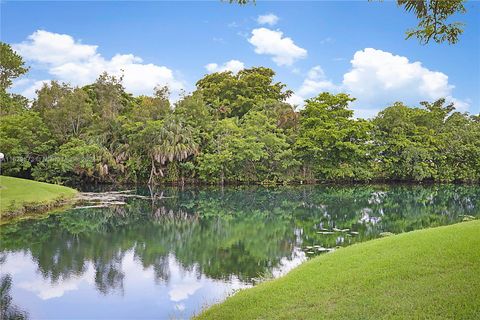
[0,176,77,218]
[197,220,480,320]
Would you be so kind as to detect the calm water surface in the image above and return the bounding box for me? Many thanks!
[1,185,479,319]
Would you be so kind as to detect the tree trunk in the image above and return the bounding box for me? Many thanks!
[148,159,156,185]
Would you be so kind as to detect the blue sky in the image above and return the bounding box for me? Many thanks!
[2,1,479,117]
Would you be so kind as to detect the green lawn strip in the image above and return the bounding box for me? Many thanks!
[197,220,480,320]
[0,176,78,219]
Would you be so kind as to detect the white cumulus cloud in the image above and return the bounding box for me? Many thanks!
[344,48,452,104]
[14,30,98,65]
[248,28,307,66]
[298,65,338,96]
[289,48,469,118]
[257,13,279,26]
[343,48,468,117]
[287,66,338,109]
[13,30,184,98]
[19,79,50,98]
[205,59,245,74]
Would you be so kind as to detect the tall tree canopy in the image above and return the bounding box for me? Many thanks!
[0,42,29,90]
[196,67,292,118]
[0,42,29,115]
[295,93,373,181]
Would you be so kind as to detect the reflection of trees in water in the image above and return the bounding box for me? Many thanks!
[0,184,478,296]
[94,256,125,295]
[152,255,171,284]
[293,184,480,247]
[1,275,28,320]
[0,205,296,293]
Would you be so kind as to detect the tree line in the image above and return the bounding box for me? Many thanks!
[1,43,479,185]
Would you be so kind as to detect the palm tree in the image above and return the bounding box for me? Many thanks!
[147,119,198,185]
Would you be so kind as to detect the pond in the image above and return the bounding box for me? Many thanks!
[1,184,479,319]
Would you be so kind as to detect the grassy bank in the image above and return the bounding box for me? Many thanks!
[198,220,480,319]
[0,176,77,220]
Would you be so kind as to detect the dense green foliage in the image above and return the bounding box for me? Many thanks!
[197,220,480,319]
[1,44,479,185]
[399,0,466,44]
[0,43,29,116]
[0,42,28,90]
[295,93,373,181]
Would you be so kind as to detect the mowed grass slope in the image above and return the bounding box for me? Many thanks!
[0,176,77,216]
[198,220,480,320]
